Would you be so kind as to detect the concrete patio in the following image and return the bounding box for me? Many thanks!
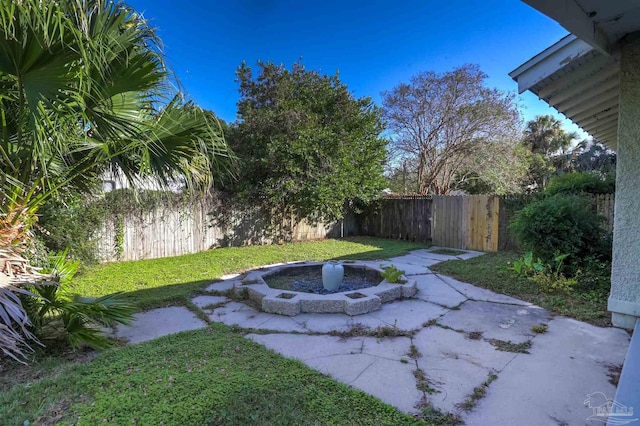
[117,248,631,425]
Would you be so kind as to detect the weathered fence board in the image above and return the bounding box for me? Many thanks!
[594,193,615,235]
[432,195,464,249]
[432,195,500,251]
[357,196,432,243]
[96,198,351,262]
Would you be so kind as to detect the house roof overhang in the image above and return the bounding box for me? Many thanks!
[510,1,640,150]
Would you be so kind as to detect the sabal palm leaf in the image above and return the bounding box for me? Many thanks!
[0,0,235,228]
[109,97,236,190]
[0,0,235,361]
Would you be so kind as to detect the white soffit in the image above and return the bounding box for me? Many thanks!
[512,0,640,150]
[510,36,620,149]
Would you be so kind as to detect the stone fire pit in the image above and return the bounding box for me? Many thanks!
[236,261,417,316]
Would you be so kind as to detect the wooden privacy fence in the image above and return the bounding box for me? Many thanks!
[96,198,356,262]
[594,193,615,235]
[95,193,616,262]
[357,195,432,243]
[431,195,501,252]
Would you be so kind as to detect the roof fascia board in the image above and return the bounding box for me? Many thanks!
[522,0,612,54]
[509,35,594,94]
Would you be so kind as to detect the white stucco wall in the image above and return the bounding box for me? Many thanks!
[609,32,640,329]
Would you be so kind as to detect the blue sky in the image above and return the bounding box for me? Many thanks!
[128,0,581,134]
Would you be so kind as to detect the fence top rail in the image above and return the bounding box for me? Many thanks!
[379,194,433,200]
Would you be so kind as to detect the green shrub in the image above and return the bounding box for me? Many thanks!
[510,251,544,276]
[530,270,578,294]
[575,257,611,295]
[511,252,577,295]
[36,189,187,264]
[36,195,108,265]
[545,172,614,196]
[509,194,608,266]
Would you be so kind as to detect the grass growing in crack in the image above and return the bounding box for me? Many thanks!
[423,319,437,328]
[531,323,548,334]
[417,404,463,425]
[422,319,459,332]
[467,331,483,340]
[456,373,498,412]
[329,325,415,339]
[184,300,211,324]
[413,368,439,395]
[434,323,457,332]
[202,301,229,311]
[489,339,532,353]
[409,344,421,359]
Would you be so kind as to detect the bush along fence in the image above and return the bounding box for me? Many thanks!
[94,193,615,262]
[96,195,359,262]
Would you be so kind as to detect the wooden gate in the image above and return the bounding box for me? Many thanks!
[431,195,500,252]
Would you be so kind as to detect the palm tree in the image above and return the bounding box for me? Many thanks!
[523,115,575,156]
[0,0,235,361]
[523,115,576,188]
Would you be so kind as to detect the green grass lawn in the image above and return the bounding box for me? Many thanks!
[3,238,431,425]
[430,251,611,327]
[1,324,424,425]
[72,237,428,310]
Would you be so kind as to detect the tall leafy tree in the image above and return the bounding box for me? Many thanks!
[571,140,616,177]
[229,61,386,222]
[382,64,523,194]
[0,0,235,361]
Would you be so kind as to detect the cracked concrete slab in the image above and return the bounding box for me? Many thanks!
[361,335,414,361]
[190,295,229,311]
[436,274,533,306]
[116,306,206,344]
[463,317,630,426]
[413,274,468,307]
[414,326,518,372]
[349,356,423,413]
[248,333,365,359]
[209,302,306,332]
[247,333,422,413]
[387,254,442,269]
[369,299,448,331]
[412,326,516,413]
[409,249,467,262]
[438,300,551,344]
[116,248,632,425]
